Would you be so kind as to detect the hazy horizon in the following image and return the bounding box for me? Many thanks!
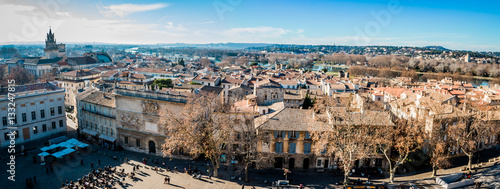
[2,0,499,51]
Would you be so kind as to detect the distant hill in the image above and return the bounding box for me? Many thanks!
[157,43,271,49]
[424,46,450,51]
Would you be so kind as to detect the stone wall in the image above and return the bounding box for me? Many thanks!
[115,94,185,155]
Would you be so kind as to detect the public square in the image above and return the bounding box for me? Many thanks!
[0,116,498,189]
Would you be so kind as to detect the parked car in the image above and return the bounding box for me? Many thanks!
[272,180,290,186]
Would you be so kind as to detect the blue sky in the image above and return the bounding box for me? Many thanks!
[1,0,499,51]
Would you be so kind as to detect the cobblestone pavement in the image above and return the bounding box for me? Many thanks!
[474,164,500,189]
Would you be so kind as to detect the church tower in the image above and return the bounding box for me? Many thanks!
[44,27,65,59]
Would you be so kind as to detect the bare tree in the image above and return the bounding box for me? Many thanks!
[8,66,35,85]
[200,58,212,68]
[235,56,249,67]
[425,119,453,178]
[222,57,235,65]
[39,68,58,82]
[447,111,498,171]
[374,119,424,183]
[400,70,418,81]
[310,94,382,185]
[160,93,233,177]
[226,113,268,182]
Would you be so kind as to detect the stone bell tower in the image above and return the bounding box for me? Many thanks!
[44,27,65,58]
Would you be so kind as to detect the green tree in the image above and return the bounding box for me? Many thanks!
[302,94,314,109]
[151,79,173,89]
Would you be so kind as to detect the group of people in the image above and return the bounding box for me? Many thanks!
[64,165,125,189]
[25,176,36,189]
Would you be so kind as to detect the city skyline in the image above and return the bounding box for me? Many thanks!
[1,0,500,51]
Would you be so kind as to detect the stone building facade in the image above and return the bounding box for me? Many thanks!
[254,107,393,170]
[114,88,187,155]
[76,88,117,148]
[255,108,329,170]
[253,79,284,106]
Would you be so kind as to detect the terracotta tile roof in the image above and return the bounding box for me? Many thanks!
[221,77,244,85]
[79,89,115,108]
[450,90,465,95]
[117,80,136,85]
[130,73,153,80]
[100,70,118,77]
[305,79,320,85]
[463,83,474,88]
[255,108,330,131]
[277,80,298,85]
[330,83,346,90]
[193,75,218,82]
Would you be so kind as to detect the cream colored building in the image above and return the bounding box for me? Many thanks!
[58,70,100,109]
[76,88,117,148]
[0,83,66,147]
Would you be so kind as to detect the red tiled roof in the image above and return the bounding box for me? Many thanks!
[450,90,465,95]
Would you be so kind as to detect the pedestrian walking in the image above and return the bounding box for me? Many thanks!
[45,166,49,175]
[168,177,170,184]
[98,159,101,166]
[34,176,36,183]
[91,162,94,169]
[164,177,168,184]
[81,159,84,166]
[133,166,136,172]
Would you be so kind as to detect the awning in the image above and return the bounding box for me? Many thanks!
[82,129,98,136]
[38,152,50,157]
[99,135,116,142]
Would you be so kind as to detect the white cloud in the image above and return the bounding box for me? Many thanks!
[101,3,168,17]
[164,22,187,32]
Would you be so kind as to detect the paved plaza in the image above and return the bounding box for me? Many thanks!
[0,117,499,189]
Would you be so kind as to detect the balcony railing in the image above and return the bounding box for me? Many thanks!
[114,88,188,103]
